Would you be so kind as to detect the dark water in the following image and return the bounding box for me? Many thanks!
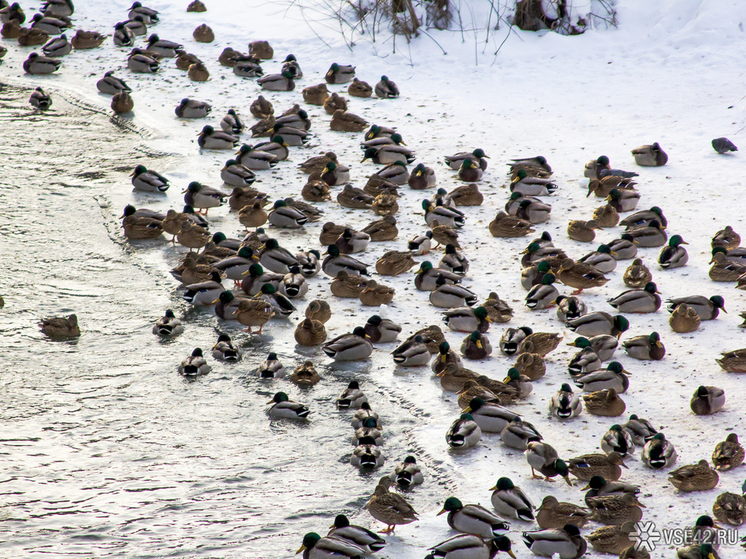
[0,84,457,558]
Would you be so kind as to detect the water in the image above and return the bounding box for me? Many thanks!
[0,83,458,558]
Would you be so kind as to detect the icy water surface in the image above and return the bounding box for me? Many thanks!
[0,84,459,558]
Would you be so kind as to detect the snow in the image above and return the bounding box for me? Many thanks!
[2,0,746,557]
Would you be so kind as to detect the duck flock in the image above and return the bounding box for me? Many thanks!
[7,0,746,558]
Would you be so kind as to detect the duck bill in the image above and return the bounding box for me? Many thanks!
[507,550,516,559]
[488,484,497,491]
[436,508,447,516]
[582,483,591,490]
[211,298,220,304]
[637,502,646,508]
[563,476,573,486]
[463,406,473,414]
[295,544,306,554]
[567,342,577,347]
[502,376,510,384]
[476,341,483,349]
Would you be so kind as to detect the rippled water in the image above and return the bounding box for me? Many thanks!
[0,83,460,558]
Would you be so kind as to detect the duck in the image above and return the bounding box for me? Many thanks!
[460,331,492,360]
[623,415,658,446]
[408,231,433,255]
[712,433,744,470]
[238,201,268,229]
[658,234,689,269]
[668,460,719,492]
[456,381,506,409]
[535,497,591,530]
[641,433,677,469]
[567,346,601,377]
[111,91,134,114]
[587,521,636,555]
[525,273,559,310]
[568,220,601,243]
[711,225,740,251]
[444,149,488,171]
[257,353,284,379]
[499,326,533,356]
[443,306,491,333]
[279,266,307,298]
[712,492,746,526]
[556,296,587,322]
[390,456,423,488]
[364,315,401,343]
[327,515,385,555]
[375,251,414,276]
[623,332,665,360]
[587,493,644,525]
[608,282,661,313]
[265,200,306,229]
[608,235,638,260]
[359,280,395,306]
[422,201,464,229]
[43,0,74,18]
[17,26,49,47]
[440,245,470,276]
[290,361,321,388]
[39,314,80,338]
[320,160,350,186]
[325,62,355,83]
[351,402,379,429]
[501,417,542,450]
[240,263,282,296]
[175,98,210,119]
[336,380,368,410]
[294,317,327,346]
[457,158,484,182]
[372,193,398,216]
[183,182,226,215]
[129,2,159,23]
[431,220,461,247]
[259,284,296,318]
[585,155,639,179]
[592,204,619,227]
[28,87,53,111]
[525,442,571,484]
[583,477,640,507]
[0,1,24,23]
[330,109,368,132]
[97,72,132,96]
[709,250,746,281]
[365,476,418,533]
[568,452,627,483]
[510,169,557,196]
[129,165,168,193]
[347,77,372,97]
[144,34,181,57]
[408,163,437,190]
[296,532,364,559]
[236,297,274,333]
[583,389,626,417]
[575,362,629,393]
[211,333,240,362]
[489,212,534,238]
[462,397,519,433]
[324,92,347,114]
[517,332,561,356]
[691,386,725,415]
[578,245,617,273]
[408,325,446,354]
[23,52,60,74]
[712,137,738,154]
[415,262,462,291]
[632,142,668,166]
[330,270,369,298]
[182,271,223,306]
[175,51,202,71]
[178,348,210,376]
[600,426,634,459]
[267,392,309,419]
[323,328,373,361]
[30,13,66,35]
[392,335,430,367]
[198,125,238,149]
[213,290,248,320]
[566,312,629,338]
[676,544,720,559]
[124,15,148,37]
[489,477,534,522]
[374,75,399,98]
[549,384,582,420]
[627,219,667,247]
[337,184,374,209]
[667,295,726,320]
[514,352,545,381]
[323,245,368,278]
[257,69,294,91]
[503,368,533,398]
[669,303,701,332]
[234,144,279,170]
[556,258,609,294]
[447,413,482,449]
[426,534,515,559]
[152,310,183,337]
[522,524,587,559]
[438,497,510,539]
[430,277,478,309]
[122,215,164,240]
[42,33,70,56]
[623,258,652,288]
[716,348,746,372]
[362,145,415,166]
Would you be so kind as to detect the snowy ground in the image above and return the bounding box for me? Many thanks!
[2,0,746,557]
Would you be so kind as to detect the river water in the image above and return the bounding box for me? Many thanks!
[0,83,461,558]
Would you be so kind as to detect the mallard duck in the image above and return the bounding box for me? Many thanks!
[359,280,395,306]
[23,52,60,74]
[587,493,643,525]
[39,314,80,338]
[96,71,131,96]
[444,149,488,171]
[514,198,552,224]
[214,290,251,320]
[459,331,491,360]
[30,13,66,34]
[255,352,284,379]
[556,258,609,294]
[627,219,667,247]
[259,283,296,317]
[566,312,629,338]
[481,293,513,324]
[578,245,617,274]
[330,109,368,132]
[293,318,326,347]
[328,515,386,554]
[501,417,542,450]
[111,91,134,114]
[144,34,181,57]
[362,145,415,166]
[712,137,738,154]
[641,432,676,469]
[567,345,601,377]
[632,142,667,166]
[667,295,726,321]
[426,341,460,374]
[691,386,725,415]
[525,442,571,484]
[608,235,638,260]
[0,1,24,23]
[389,456,423,489]
[525,273,559,310]
[406,325,446,354]
[152,310,183,337]
[334,380,367,410]
[585,155,638,180]
[430,220,461,248]
[669,304,698,333]
[676,544,720,559]
[235,62,265,79]
[372,75,398,98]
[709,250,746,281]
[658,234,689,269]
[279,266,307,298]
[406,232,433,257]
[329,271,367,299]
[621,415,657,446]
[426,534,515,559]
[499,326,532,356]
[344,76,371,97]
[623,332,665,360]
[443,306,490,333]
[421,201,464,229]
[522,524,587,559]
[296,532,365,559]
[461,397,518,433]
[517,332,561,357]
[391,335,429,367]
[510,169,557,196]
[716,348,746,372]
[457,158,483,182]
[405,162,436,190]
[178,348,210,376]
[567,220,601,243]
[438,245,469,277]
[301,301,330,327]
[245,40,272,59]
[175,51,202,71]
[509,156,552,173]
[267,391,309,419]
[42,0,74,17]
[197,125,238,149]
[359,315,399,344]
[351,402,378,429]
[447,413,482,449]
[593,204,619,227]
[323,245,368,278]
[191,23,213,43]
[122,215,163,240]
[587,521,636,555]
[211,333,240,362]
[622,258,652,288]
[568,452,627,483]
[265,200,306,229]
[317,160,350,187]
[668,460,719,492]
[240,263,282,296]
[357,216,396,243]
[711,225,740,251]
[414,262,461,291]
[257,69,294,91]
[365,476,418,533]
[372,193,398,216]
[583,477,640,506]
[502,368,532,398]
[124,16,148,38]
[352,436,384,468]
[711,434,745,473]
[535,497,591,530]
[42,33,70,56]
[129,2,159,23]
[438,365,480,392]
[489,212,534,238]
[583,389,626,417]
[555,296,587,323]
[488,478,534,522]
[238,201,268,230]
[511,353,544,382]
[323,328,373,361]
[445,184,482,208]
[713,492,746,526]
[373,251,414,277]
[619,206,667,230]
[236,297,273,333]
[186,61,209,81]
[129,165,168,193]
[183,182,226,215]
[456,381,507,409]
[17,26,49,47]
[549,384,582,420]
[290,361,320,388]
[438,497,509,539]
[608,282,661,313]
[182,271,223,306]
[337,184,374,209]
[430,277,478,309]
[575,362,629,393]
